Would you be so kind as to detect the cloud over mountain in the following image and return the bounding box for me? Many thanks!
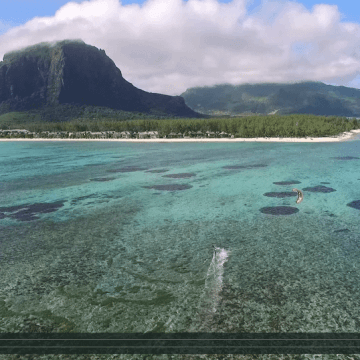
[1,0,359,96]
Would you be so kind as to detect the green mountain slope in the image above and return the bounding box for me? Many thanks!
[180,81,360,117]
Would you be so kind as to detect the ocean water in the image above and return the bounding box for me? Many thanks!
[1,138,360,342]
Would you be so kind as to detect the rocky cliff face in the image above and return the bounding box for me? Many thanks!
[0,39,203,118]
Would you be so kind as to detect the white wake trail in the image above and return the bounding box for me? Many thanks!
[187,246,231,331]
[204,246,230,313]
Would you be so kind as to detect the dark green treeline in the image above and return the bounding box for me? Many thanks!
[0,111,359,138]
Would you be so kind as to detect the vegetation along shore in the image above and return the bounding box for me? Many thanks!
[0,109,359,140]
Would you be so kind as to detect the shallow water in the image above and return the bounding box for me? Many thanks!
[1,139,360,342]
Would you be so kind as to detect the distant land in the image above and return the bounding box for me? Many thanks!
[1,39,360,128]
[0,39,205,120]
[180,81,360,118]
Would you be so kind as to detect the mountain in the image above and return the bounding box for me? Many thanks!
[180,81,360,117]
[0,39,205,119]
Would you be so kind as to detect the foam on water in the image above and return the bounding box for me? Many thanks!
[185,246,231,332]
[203,246,230,313]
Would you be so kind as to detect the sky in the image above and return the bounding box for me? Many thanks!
[0,0,360,96]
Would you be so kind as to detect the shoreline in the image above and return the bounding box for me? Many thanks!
[1,129,360,143]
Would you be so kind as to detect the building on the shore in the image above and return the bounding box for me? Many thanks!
[138,131,158,139]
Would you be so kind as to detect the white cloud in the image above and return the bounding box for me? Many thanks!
[0,0,359,95]
[55,0,119,22]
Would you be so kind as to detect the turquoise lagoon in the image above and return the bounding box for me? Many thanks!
[1,137,360,337]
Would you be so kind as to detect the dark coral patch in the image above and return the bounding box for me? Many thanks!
[324,211,336,217]
[107,169,123,173]
[0,212,5,219]
[320,182,330,184]
[263,192,297,198]
[146,169,169,173]
[334,229,350,233]
[71,194,97,204]
[331,156,360,160]
[247,164,267,168]
[347,200,360,210]
[89,177,115,182]
[119,166,148,172]
[30,202,65,214]
[260,206,299,215]
[10,212,40,221]
[84,163,104,167]
[162,173,196,179]
[0,204,26,212]
[273,180,301,185]
[143,184,193,191]
[0,201,65,222]
[107,166,147,173]
[223,164,267,169]
[303,185,336,193]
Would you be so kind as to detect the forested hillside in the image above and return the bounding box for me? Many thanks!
[180,81,360,117]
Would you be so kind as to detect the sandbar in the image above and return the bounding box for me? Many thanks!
[1,129,360,142]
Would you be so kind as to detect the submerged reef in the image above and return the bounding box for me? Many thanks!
[0,201,65,221]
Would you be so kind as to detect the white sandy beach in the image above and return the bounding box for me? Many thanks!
[1,129,360,143]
